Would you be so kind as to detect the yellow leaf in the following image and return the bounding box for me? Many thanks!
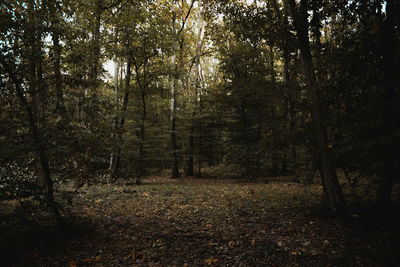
[205,257,213,264]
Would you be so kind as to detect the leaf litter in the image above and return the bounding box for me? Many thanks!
[0,176,399,266]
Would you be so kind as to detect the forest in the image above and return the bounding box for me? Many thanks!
[1,0,399,266]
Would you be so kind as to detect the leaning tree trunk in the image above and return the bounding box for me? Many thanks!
[287,0,345,213]
[1,57,62,223]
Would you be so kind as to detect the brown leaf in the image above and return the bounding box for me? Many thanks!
[83,257,94,263]
[205,257,217,264]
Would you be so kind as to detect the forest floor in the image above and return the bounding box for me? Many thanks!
[1,175,400,266]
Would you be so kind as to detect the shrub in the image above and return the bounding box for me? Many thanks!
[0,162,40,200]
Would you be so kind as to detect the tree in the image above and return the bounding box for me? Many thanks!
[376,0,400,208]
[169,0,195,178]
[0,0,62,221]
[286,0,345,212]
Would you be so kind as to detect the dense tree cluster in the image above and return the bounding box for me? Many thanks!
[1,0,399,217]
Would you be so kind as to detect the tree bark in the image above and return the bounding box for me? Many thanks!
[51,18,64,111]
[170,69,180,178]
[197,88,203,178]
[377,0,399,208]
[0,57,61,223]
[75,0,103,187]
[111,56,132,179]
[138,89,146,181]
[287,0,345,213]
[186,11,203,177]
[170,9,180,179]
[109,58,120,170]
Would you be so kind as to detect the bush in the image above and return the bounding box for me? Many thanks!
[0,162,40,200]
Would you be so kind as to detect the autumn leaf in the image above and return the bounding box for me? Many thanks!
[68,261,78,267]
[205,257,218,264]
[83,257,95,263]
[125,250,136,260]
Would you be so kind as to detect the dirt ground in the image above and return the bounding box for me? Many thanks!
[1,176,399,266]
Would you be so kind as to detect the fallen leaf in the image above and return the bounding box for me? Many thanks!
[83,258,94,263]
[205,257,218,264]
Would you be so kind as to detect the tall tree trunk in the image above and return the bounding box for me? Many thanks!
[170,10,180,179]
[186,11,203,177]
[287,0,345,213]
[283,45,297,173]
[269,46,279,175]
[169,1,195,178]
[75,0,103,188]
[51,20,64,113]
[377,0,399,208]
[272,0,297,174]
[138,89,146,182]
[26,0,48,188]
[170,70,180,178]
[186,72,195,177]
[89,0,102,93]
[111,57,131,179]
[109,30,120,171]
[197,88,202,177]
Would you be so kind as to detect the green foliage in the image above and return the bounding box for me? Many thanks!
[0,0,399,209]
[0,162,39,200]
